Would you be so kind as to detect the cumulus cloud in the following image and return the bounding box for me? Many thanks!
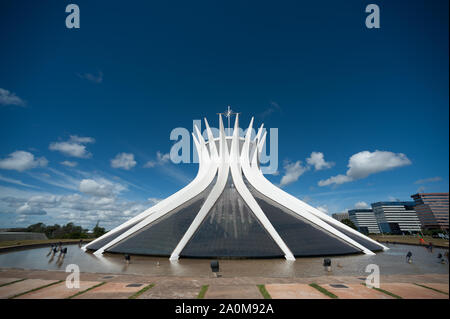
[77,70,103,84]
[354,201,370,209]
[0,88,26,106]
[306,152,334,170]
[60,160,78,167]
[111,153,137,170]
[319,150,411,186]
[0,151,48,172]
[17,203,47,215]
[79,178,126,197]
[279,160,309,187]
[49,135,95,158]
[414,176,442,184]
[0,190,161,229]
[144,151,170,168]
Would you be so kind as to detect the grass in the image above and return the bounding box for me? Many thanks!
[0,278,26,288]
[361,283,402,299]
[309,283,338,299]
[197,285,209,299]
[368,234,448,248]
[8,279,64,299]
[128,283,155,299]
[414,283,449,295]
[66,281,106,299]
[0,238,94,249]
[257,284,272,299]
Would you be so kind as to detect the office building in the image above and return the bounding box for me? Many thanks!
[371,202,421,234]
[411,193,449,230]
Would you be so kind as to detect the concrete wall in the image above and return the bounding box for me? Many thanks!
[0,232,48,241]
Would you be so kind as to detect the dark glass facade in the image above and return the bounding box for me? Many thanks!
[86,221,140,251]
[181,175,283,258]
[105,181,215,256]
[246,181,362,256]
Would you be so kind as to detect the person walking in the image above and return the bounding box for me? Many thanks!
[406,251,412,263]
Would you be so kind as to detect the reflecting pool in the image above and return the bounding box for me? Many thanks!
[0,243,448,278]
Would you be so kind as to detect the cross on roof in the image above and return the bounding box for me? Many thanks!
[217,106,240,129]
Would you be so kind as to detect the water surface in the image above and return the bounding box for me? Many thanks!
[0,243,448,278]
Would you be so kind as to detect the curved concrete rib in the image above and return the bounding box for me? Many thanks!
[83,129,209,251]
[230,116,295,260]
[245,124,385,253]
[92,126,217,255]
[241,119,376,255]
[169,114,230,260]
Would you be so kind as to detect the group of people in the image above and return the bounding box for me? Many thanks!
[405,242,449,264]
[47,242,68,265]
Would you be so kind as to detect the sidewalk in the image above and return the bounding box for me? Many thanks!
[0,268,448,299]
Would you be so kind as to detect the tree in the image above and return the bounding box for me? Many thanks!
[92,221,106,238]
[341,219,357,230]
[26,222,46,233]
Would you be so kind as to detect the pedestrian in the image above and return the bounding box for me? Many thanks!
[124,254,130,264]
[406,251,412,263]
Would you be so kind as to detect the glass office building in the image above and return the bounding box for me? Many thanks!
[371,202,421,234]
[348,209,380,234]
[411,193,449,231]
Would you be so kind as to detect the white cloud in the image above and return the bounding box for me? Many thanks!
[318,174,352,186]
[0,88,26,106]
[354,201,369,209]
[279,160,309,187]
[319,150,411,186]
[259,101,282,118]
[69,136,95,144]
[17,203,47,215]
[317,205,329,213]
[306,152,334,170]
[417,186,426,193]
[0,151,48,172]
[414,176,442,184]
[77,70,103,84]
[60,160,78,167]
[144,151,170,168]
[0,187,161,229]
[49,135,95,158]
[79,178,126,197]
[0,174,39,189]
[111,153,137,170]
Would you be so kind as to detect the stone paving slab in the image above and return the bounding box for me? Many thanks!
[417,283,449,294]
[322,284,394,299]
[138,279,200,299]
[16,281,101,299]
[73,282,144,299]
[380,283,448,299]
[266,283,330,299]
[0,278,21,286]
[0,279,58,299]
[205,284,263,299]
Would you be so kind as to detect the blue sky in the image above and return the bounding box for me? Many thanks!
[0,0,448,229]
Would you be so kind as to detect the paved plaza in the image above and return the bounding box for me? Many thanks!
[0,268,448,299]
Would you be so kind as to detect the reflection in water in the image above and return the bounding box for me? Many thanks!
[0,243,447,278]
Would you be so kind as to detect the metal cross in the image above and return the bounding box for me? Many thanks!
[217,105,240,129]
